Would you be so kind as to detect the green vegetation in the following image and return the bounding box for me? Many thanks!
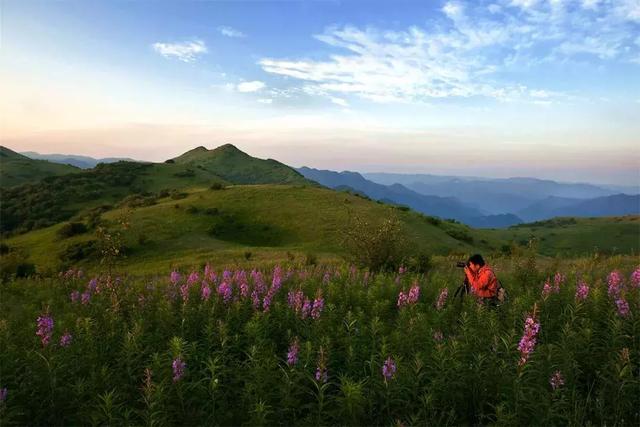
[0,258,638,425]
[5,185,487,274]
[0,146,80,188]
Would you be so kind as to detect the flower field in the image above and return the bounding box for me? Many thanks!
[0,257,638,426]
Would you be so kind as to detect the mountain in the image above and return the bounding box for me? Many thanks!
[171,144,308,185]
[1,144,312,235]
[363,173,628,215]
[1,146,81,188]
[20,151,139,169]
[297,167,522,228]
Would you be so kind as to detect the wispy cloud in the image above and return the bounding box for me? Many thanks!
[152,39,207,62]
[258,0,639,104]
[237,81,266,92]
[218,26,246,38]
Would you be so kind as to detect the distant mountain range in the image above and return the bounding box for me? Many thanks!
[297,167,522,228]
[20,151,139,169]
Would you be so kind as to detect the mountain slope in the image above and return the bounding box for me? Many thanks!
[298,167,522,227]
[5,185,492,273]
[1,146,81,188]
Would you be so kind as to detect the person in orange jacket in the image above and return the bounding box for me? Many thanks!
[463,254,499,299]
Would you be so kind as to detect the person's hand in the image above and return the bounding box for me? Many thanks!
[463,266,470,276]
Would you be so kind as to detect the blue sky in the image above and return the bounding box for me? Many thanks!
[1,0,639,184]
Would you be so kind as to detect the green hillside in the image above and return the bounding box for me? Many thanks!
[0,144,312,235]
[0,146,80,188]
[4,184,491,274]
[477,215,640,256]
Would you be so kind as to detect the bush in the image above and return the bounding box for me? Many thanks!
[210,183,226,190]
[59,240,99,263]
[305,252,318,266]
[341,212,407,272]
[57,222,88,239]
[170,191,188,200]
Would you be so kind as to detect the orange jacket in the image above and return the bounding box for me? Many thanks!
[465,265,498,298]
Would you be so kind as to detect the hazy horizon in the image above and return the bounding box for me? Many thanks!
[2,0,639,185]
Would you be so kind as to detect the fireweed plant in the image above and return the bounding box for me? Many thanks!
[0,260,638,426]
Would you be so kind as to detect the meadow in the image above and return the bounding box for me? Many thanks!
[1,254,638,426]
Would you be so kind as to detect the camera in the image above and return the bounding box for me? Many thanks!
[456,261,467,268]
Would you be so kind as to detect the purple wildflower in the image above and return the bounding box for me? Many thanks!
[607,270,623,298]
[550,370,565,390]
[615,298,630,318]
[631,267,640,288]
[322,271,331,285]
[170,270,181,285]
[407,283,420,304]
[575,281,589,302]
[262,294,272,312]
[187,271,199,286]
[398,266,406,275]
[70,290,80,303]
[311,294,324,319]
[553,272,565,292]
[542,280,553,298]
[87,278,98,293]
[286,339,299,366]
[301,298,312,319]
[0,387,7,404]
[433,330,444,342]
[382,356,397,381]
[251,289,261,309]
[60,331,72,347]
[172,357,185,382]
[315,366,328,383]
[397,291,408,308]
[436,288,448,311]
[180,283,190,302]
[36,314,54,347]
[217,281,232,304]
[288,290,304,314]
[81,291,91,305]
[517,314,540,366]
[204,263,215,283]
[201,283,211,301]
[271,266,283,292]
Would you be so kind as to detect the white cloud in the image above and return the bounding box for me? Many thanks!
[152,39,207,62]
[329,96,349,107]
[218,26,246,38]
[258,1,639,104]
[237,81,266,92]
[257,98,273,104]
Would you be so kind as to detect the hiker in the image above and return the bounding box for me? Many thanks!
[463,254,503,303]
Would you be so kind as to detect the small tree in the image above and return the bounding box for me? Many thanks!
[340,209,407,272]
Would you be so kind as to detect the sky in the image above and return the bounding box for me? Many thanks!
[1,0,639,185]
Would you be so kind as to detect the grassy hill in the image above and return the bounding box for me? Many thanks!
[477,215,640,256]
[4,184,491,274]
[0,146,80,188]
[0,144,312,235]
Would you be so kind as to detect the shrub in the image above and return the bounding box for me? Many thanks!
[341,211,407,272]
[58,222,88,239]
[58,240,99,263]
[305,252,318,266]
[210,183,226,190]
